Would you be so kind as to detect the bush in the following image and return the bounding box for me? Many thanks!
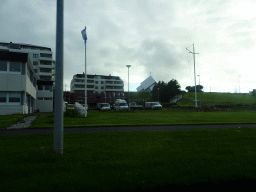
[64,109,81,118]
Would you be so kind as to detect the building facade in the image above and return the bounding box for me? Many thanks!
[0,51,37,115]
[136,75,156,92]
[0,42,55,112]
[68,73,125,107]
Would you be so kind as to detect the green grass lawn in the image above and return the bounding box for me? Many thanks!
[27,109,256,129]
[1,128,256,191]
[0,114,31,129]
[178,92,256,107]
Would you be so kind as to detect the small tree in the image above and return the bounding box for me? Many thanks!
[185,85,204,92]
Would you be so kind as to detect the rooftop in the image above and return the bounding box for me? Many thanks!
[0,42,52,51]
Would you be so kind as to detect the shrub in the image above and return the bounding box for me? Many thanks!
[64,109,81,118]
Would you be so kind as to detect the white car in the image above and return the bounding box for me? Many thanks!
[99,103,111,111]
[115,99,128,111]
[145,102,162,110]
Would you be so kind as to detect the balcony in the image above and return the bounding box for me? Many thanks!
[39,69,52,76]
[105,87,123,91]
[74,81,85,85]
[39,60,52,68]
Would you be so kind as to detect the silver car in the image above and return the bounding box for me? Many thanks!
[99,103,111,111]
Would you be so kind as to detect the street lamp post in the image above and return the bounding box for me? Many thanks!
[126,65,131,111]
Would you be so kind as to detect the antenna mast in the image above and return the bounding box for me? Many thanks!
[186,43,199,108]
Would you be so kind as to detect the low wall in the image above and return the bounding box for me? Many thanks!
[0,105,28,115]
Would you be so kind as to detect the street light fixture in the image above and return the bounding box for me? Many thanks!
[126,65,131,111]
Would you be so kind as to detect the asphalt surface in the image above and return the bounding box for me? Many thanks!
[1,124,256,135]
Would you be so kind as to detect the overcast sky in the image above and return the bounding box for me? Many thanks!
[1,0,256,93]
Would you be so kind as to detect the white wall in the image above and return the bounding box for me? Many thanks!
[0,105,27,115]
[36,100,53,112]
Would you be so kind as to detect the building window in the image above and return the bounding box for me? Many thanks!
[40,61,51,65]
[9,92,21,103]
[101,86,104,89]
[33,54,38,58]
[0,61,7,71]
[38,97,43,100]
[95,81,98,84]
[40,76,51,80]
[9,44,20,49]
[101,81,104,84]
[0,92,7,103]
[10,62,21,72]
[95,86,98,89]
[40,53,52,58]
[44,85,50,90]
[38,85,43,90]
[33,61,38,65]
[44,97,50,100]
[40,68,51,73]
[34,69,38,73]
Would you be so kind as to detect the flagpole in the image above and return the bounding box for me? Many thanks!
[81,26,87,117]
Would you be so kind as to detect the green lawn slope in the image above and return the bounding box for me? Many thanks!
[178,92,256,108]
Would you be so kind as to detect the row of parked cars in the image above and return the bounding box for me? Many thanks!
[95,99,162,111]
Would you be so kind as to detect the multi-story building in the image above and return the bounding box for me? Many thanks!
[69,73,125,107]
[0,51,37,115]
[70,73,124,94]
[0,42,55,112]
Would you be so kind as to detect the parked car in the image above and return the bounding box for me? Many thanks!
[115,99,128,111]
[95,103,102,110]
[99,103,111,111]
[129,102,144,110]
[145,102,162,110]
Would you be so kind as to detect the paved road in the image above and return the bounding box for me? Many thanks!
[1,124,256,135]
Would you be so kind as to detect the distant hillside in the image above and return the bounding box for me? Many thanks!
[177,92,256,107]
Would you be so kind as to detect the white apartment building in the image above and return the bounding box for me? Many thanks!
[0,42,55,112]
[70,73,124,94]
[0,51,37,115]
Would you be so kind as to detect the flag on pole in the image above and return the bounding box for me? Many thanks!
[81,27,87,43]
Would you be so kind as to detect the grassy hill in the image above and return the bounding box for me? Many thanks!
[177,92,256,108]
[124,91,151,101]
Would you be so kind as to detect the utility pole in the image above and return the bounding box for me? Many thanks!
[186,44,199,108]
